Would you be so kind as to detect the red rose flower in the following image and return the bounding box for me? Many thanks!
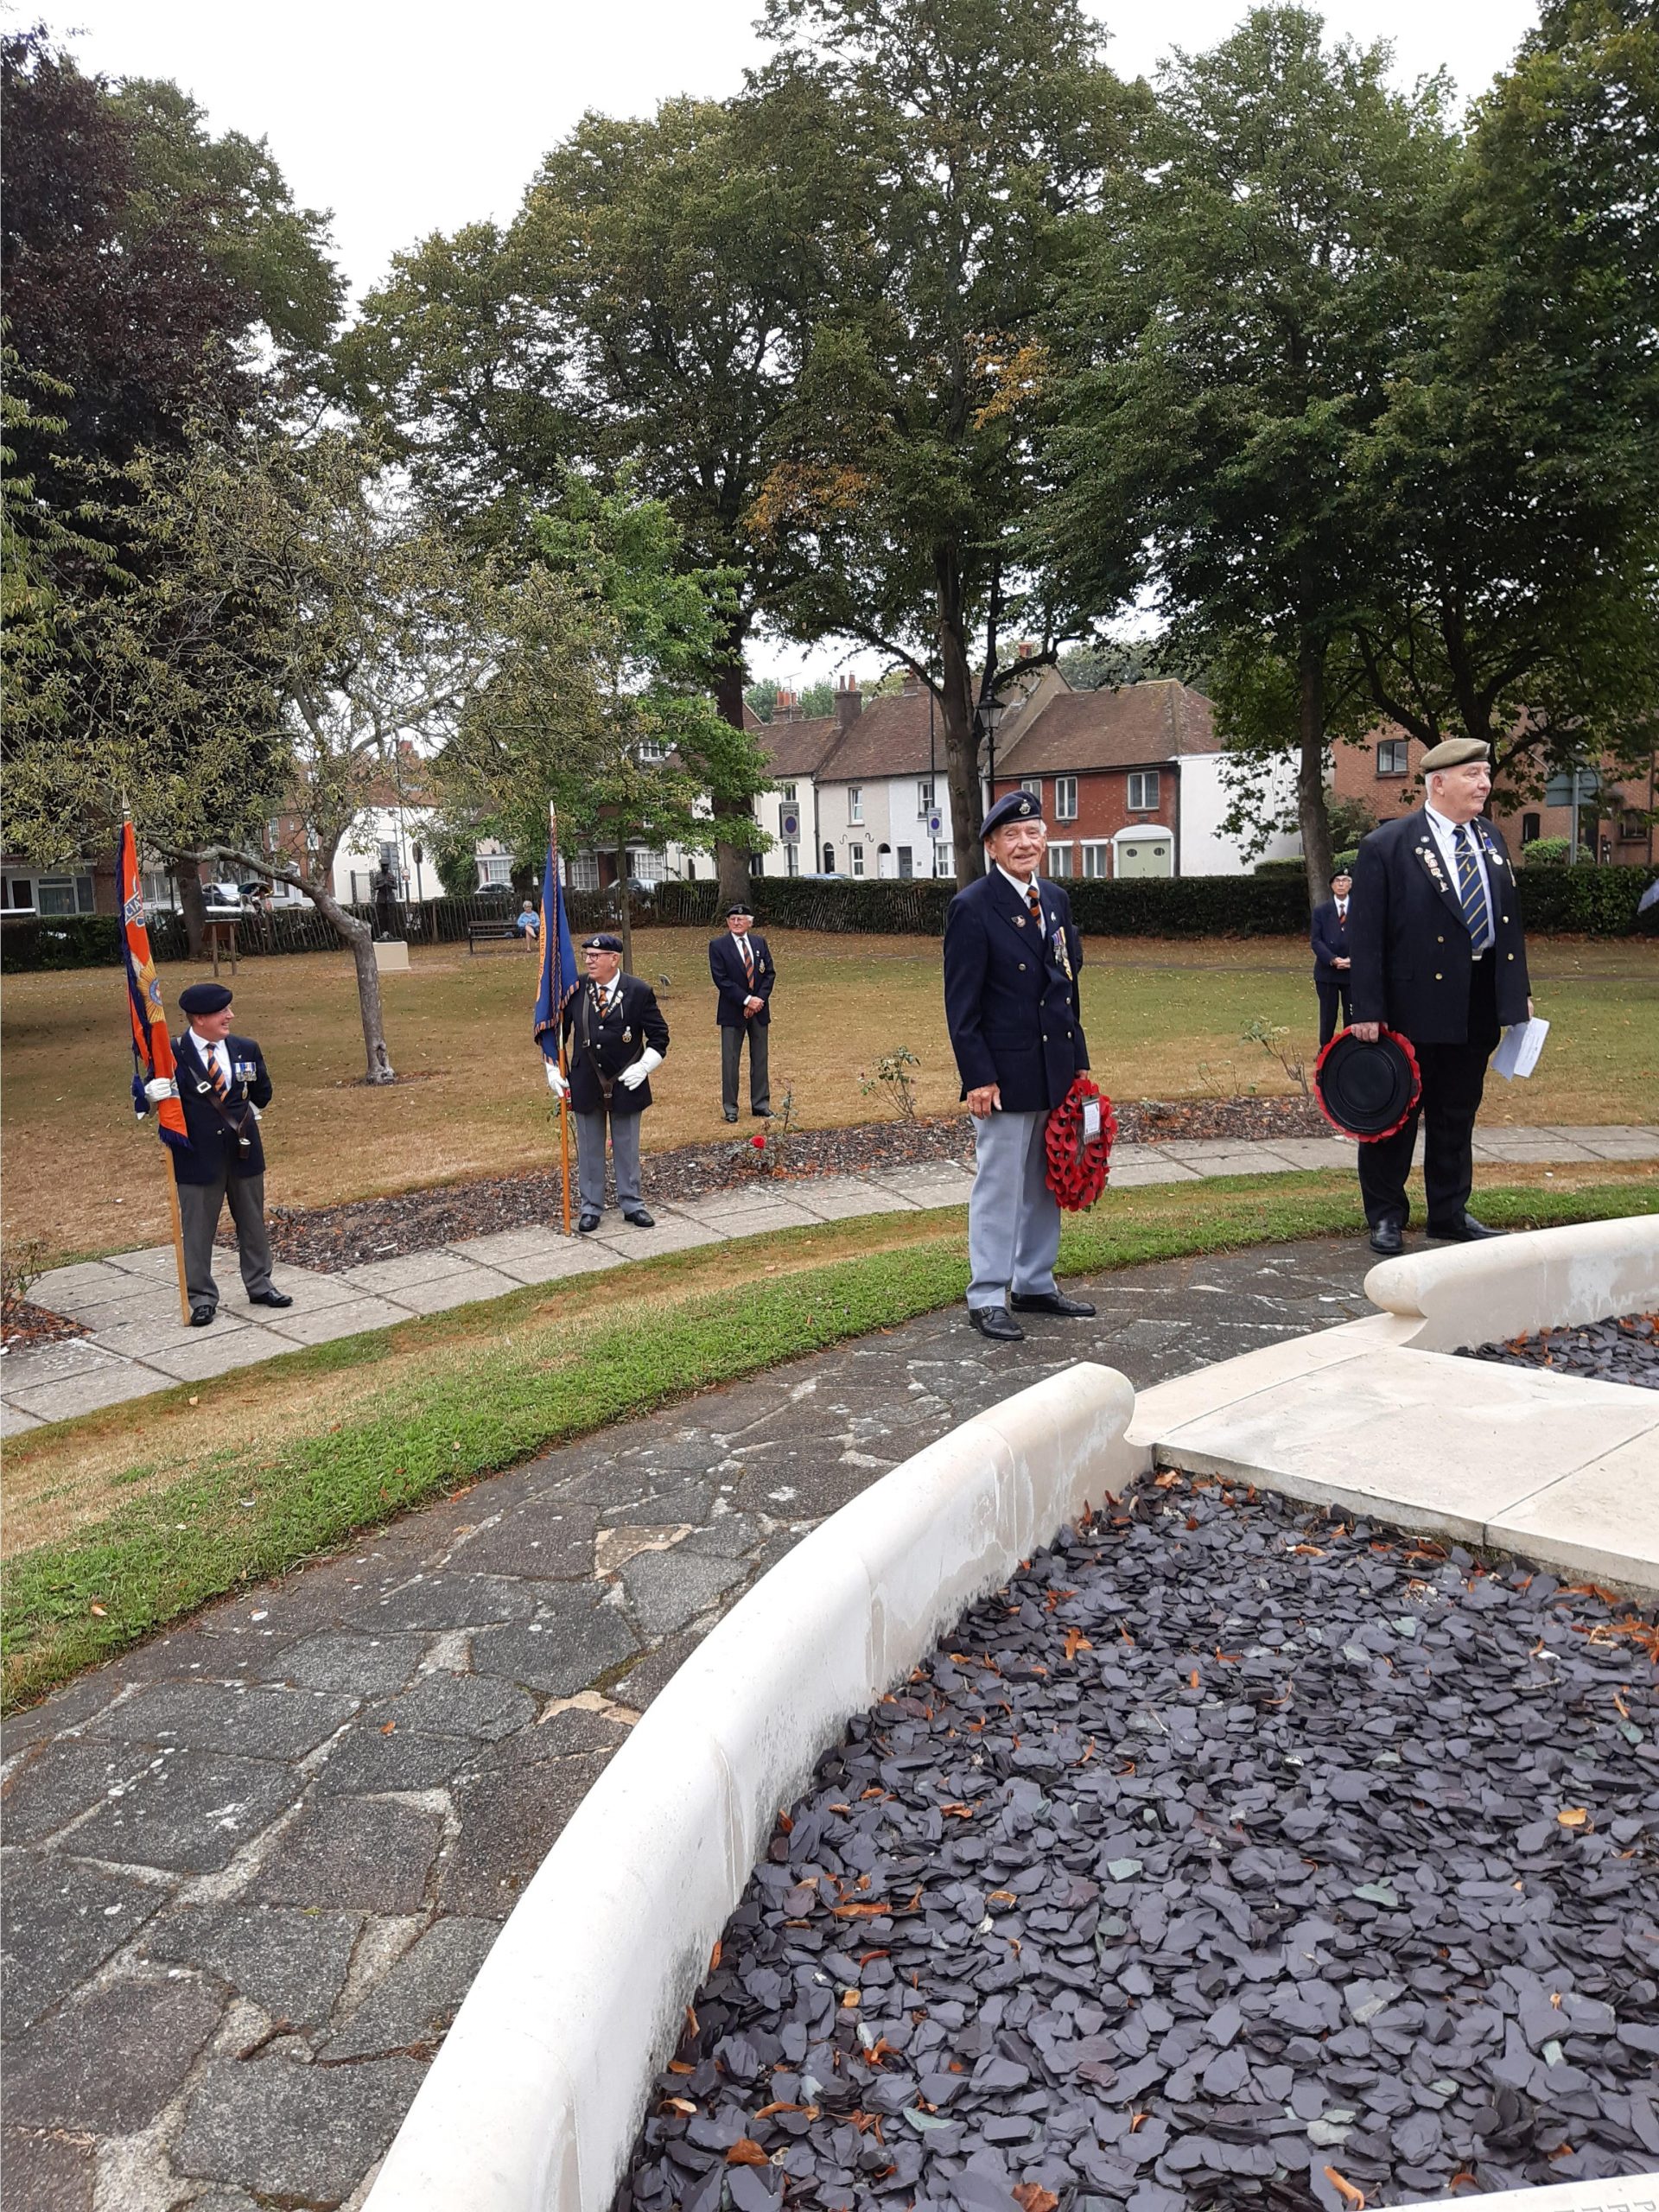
[751,1134,766,1149]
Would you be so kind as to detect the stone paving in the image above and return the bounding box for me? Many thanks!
[2,1237,1383,2212]
[6,1127,1654,1433]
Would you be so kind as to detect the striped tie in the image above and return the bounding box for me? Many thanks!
[203,1043,230,1102]
[1454,825,1493,955]
[1027,881,1044,931]
[741,937,753,986]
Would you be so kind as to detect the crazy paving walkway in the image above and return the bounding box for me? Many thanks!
[3,1237,1386,2212]
[6,1124,1656,1433]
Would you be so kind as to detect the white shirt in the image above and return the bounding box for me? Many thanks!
[1335,899,1348,921]
[995,863,1043,921]
[594,975,620,1010]
[188,1028,232,1088]
[1424,803,1494,944]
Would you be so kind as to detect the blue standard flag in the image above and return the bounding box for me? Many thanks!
[532,839,579,1068]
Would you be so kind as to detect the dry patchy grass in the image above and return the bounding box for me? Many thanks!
[4,928,1654,1264]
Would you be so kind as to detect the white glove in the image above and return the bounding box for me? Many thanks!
[544,1059,569,1099]
[143,1077,178,1103]
[617,1046,663,1092]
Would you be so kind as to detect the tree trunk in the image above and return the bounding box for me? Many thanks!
[712,636,754,906]
[176,858,207,961]
[938,547,984,881]
[615,835,634,975]
[1297,637,1334,911]
[313,884,396,1084]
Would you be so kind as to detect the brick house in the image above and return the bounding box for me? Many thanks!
[1331,728,1658,868]
[988,680,1299,878]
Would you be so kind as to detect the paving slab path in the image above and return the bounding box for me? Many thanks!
[3,1236,1389,2212]
[6,1126,1654,1433]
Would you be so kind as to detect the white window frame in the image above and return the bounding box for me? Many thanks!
[479,854,513,887]
[35,874,97,916]
[1376,739,1409,778]
[1047,843,1074,879]
[1126,771,1159,813]
[849,842,866,877]
[933,841,955,878]
[1020,776,1042,798]
[917,778,934,818]
[627,848,666,886]
[779,781,798,802]
[848,786,863,824]
[785,842,799,877]
[567,852,601,892]
[1054,776,1078,822]
[1081,842,1111,879]
[636,738,669,762]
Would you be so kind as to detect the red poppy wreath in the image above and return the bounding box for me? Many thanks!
[1045,1074,1118,1211]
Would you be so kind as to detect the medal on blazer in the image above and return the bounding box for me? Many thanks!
[1052,925,1074,982]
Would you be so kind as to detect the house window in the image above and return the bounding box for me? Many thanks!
[627,848,666,886]
[1020,777,1043,801]
[849,843,866,877]
[35,874,97,916]
[567,852,601,892]
[785,842,799,876]
[918,779,934,817]
[780,781,797,802]
[1376,739,1409,778]
[480,854,513,887]
[1619,810,1646,841]
[1126,771,1159,812]
[849,786,863,823]
[1081,842,1110,879]
[636,739,668,762]
[934,841,955,878]
[748,850,765,877]
[1054,776,1078,822]
[1522,813,1541,844]
[1047,843,1074,878]
[140,870,176,912]
[823,843,836,873]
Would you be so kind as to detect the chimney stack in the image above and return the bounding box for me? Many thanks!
[835,672,864,731]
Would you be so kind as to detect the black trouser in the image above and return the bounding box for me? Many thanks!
[1357,959,1500,1230]
[176,1168,275,1308]
[721,1020,771,1117]
[1316,976,1351,1048]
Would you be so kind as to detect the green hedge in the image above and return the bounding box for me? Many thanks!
[1516,861,1658,935]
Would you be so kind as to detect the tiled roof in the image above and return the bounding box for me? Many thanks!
[996,682,1216,773]
[759,716,846,779]
[815,670,1062,782]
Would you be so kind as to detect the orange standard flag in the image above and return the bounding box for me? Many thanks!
[118,821,188,1152]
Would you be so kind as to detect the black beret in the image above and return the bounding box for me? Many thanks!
[1314,1028,1421,1142]
[581,932,624,953]
[982,790,1043,839]
[178,982,234,1017]
[726,901,754,918]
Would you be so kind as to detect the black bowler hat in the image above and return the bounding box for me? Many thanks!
[981,790,1043,839]
[178,982,234,1017]
[1314,1027,1421,1142]
[726,901,754,918]
[581,932,624,953]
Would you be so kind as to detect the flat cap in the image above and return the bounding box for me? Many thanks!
[981,789,1043,839]
[581,931,624,954]
[178,982,233,1017]
[1420,737,1491,773]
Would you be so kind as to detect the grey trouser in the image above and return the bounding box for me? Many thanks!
[574,1105,642,1212]
[721,1022,771,1116]
[967,1109,1060,1310]
[176,1170,275,1308]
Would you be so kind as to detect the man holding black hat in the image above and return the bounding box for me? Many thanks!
[142,982,292,1325]
[1345,739,1532,1255]
[943,789,1096,1342]
[709,900,773,1123]
[545,934,671,1232]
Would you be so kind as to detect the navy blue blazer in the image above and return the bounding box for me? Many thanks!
[1310,899,1351,982]
[168,1030,271,1185]
[559,974,671,1116]
[708,930,774,1029]
[943,870,1088,1112]
[1349,811,1530,1044]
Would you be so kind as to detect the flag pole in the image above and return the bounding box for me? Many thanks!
[550,800,572,1238]
[124,809,193,1323]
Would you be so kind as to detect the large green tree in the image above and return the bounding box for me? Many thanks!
[1047,8,1452,901]
[748,0,1135,880]
[1347,0,1659,807]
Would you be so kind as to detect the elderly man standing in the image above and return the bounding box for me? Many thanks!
[709,899,773,1123]
[545,932,670,1233]
[943,790,1096,1342]
[1347,738,1533,1255]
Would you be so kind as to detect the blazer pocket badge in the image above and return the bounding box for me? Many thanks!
[622,1027,632,1042]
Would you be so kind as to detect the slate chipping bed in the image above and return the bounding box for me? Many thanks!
[248,1099,1329,1272]
[620,1478,1659,2212]
[1459,1313,1659,1393]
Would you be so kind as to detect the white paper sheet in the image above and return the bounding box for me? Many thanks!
[1492,1016,1548,1080]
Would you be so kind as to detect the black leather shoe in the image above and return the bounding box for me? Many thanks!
[250,1289,293,1309]
[723,1111,739,1123]
[189,1304,216,1327]
[578,1211,601,1233]
[624,1207,655,1228]
[753,1108,772,1118]
[1368,1217,1405,1255]
[969,1306,1024,1342]
[1427,1213,1503,1242]
[1010,1292,1096,1319]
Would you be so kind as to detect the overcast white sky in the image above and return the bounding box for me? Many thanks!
[50,0,1539,306]
[39,0,1541,683]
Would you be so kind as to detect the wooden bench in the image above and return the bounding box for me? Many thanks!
[467,919,531,955]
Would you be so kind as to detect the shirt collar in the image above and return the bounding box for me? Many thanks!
[1425,802,1477,842]
[995,863,1039,897]
[189,1027,225,1054]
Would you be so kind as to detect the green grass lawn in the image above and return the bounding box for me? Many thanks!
[4,1167,1649,1711]
[5,930,1655,1265]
